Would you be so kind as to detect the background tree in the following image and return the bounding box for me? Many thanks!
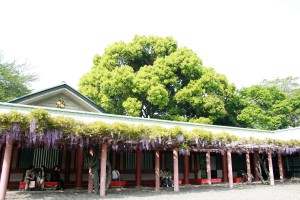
[0,53,37,102]
[236,85,292,130]
[79,35,236,125]
[260,76,300,127]
[261,76,299,97]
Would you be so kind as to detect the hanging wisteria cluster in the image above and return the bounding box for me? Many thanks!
[1,109,300,155]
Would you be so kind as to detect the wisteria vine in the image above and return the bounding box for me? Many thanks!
[0,109,300,155]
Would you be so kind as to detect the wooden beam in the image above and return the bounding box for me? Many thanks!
[155,149,160,191]
[227,150,233,188]
[173,148,179,192]
[184,153,189,184]
[100,143,108,196]
[206,150,211,185]
[246,152,252,183]
[221,153,228,182]
[268,152,275,186]
[135,149,142,187]
[0,140,14,200]
[75,146,83,189]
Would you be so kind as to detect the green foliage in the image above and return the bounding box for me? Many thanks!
[123,97,142,116]
[237,85,292,130]
[51,116,78,135]
[289,93,300,127]
[0,53,37,102]
[189,117,213,124]
[179,143,190,151]
[79,35,236,125]
[29,109,51,133]
[260,76,300,128]
[1,110,300,148]
[0,111,29,131]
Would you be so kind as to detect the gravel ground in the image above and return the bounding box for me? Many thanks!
[5,181,300,200]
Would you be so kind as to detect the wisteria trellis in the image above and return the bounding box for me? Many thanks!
[1,109,300,155]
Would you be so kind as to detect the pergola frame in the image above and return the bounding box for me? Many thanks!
[0,108,298,198]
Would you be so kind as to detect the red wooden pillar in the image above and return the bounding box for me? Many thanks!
[135,149,142,187]
[100,143,108,196]
[206,150,211,185]
[227,150,233,188]
[252,153,259,181]
[155,149,160,191]
[173,148,179,192]
[75,146,83,189]
[268,152,275,186]
[246,152,252,183]
[0,140,14,200]
[221,153,228,182]
[183,153,189,184]
[88,168,93,193]
[278,154,284,182]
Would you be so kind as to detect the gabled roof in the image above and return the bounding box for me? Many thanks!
[8,83,105,113]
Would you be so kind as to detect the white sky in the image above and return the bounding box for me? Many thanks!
[0,0,300,91]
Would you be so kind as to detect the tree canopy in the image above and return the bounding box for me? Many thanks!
[260,77,300,128]
[79,35,300,130]
[261,76,299,97]
[236,85,292,130]
[0,53,37,102]
[79,35,236,125]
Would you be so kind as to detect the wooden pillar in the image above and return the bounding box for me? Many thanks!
[206,150,211,185]
[227,150,233,189]
[64,149,71,182]
[100,143,108,196]
[88,168,93,193]
[221,153,228,182]
[173,148,179,192]
[183,153,189,184]
[135,149,142,187]
[252,153,259,181]
[278,154,285,182]
[0,140,14,200]
[75,146,83,189]
[155,149,160,191]
[268,152,275,186]
[246,152,252,183]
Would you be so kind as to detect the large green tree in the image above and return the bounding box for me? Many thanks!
[0,53,37,102]
[261,76,300,127]
[79,35,236,124]
[236,85,292,130]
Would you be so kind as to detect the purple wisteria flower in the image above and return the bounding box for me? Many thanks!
[30,119,37,133]
[39,130,44,142]
[177,134,184,143]
[11,123,20,140]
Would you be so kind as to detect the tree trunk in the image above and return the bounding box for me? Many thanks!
[255,152,269,184]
